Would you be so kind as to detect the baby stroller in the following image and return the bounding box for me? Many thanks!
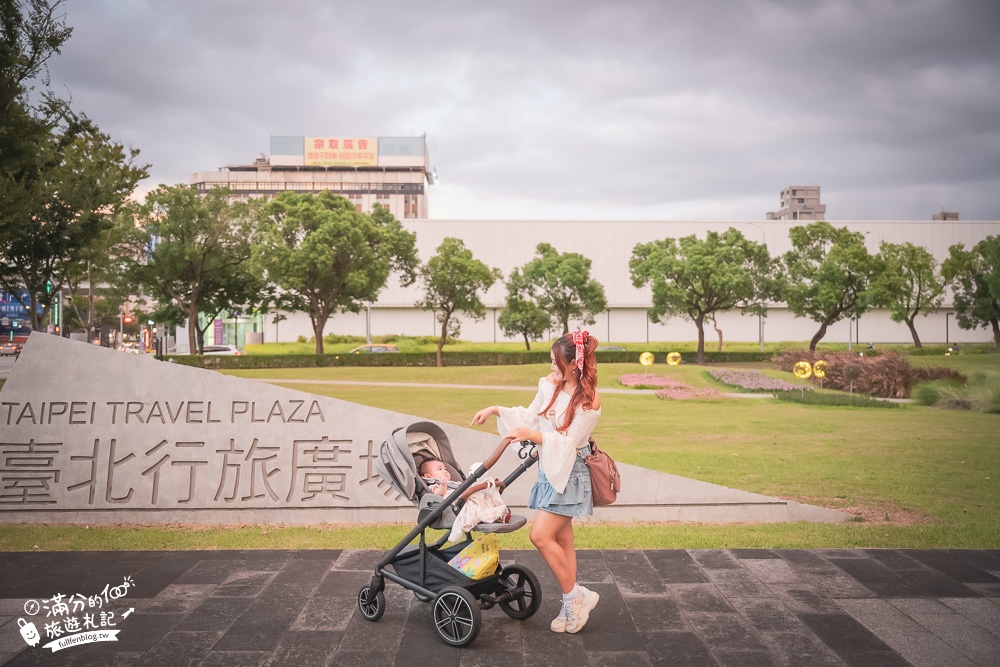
[357,421,541,647]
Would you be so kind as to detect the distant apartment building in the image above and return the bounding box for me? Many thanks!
[766,186,827,221]
[190,136,434,219]
[932,210,959,221]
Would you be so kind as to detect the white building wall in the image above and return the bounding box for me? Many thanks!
[261,219,1000,346]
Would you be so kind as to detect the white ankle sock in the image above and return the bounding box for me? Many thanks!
[563,585,581,602]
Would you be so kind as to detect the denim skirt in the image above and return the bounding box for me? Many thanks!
[528,446,593,518]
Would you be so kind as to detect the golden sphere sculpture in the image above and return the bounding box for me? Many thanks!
[639,352,655,366]
[666,352,682,366]
[793,361,813,379]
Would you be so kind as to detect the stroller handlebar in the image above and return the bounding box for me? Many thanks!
[480,438,537,471]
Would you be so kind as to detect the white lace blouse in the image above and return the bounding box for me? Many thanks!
[496,377,601,494]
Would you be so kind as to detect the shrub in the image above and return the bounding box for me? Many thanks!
[773,391,900,408]
[322,334,366,345]
[707,369,809,393]
[772,350,967,399]
[911,378,1000,413]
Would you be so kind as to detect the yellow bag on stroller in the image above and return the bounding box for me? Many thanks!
[448,534,499,580]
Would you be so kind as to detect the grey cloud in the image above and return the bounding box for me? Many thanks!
[40,0,1000,219]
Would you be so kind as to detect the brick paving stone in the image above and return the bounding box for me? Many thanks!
[4,548,1000,665]
[671,584,736,613]
[704,569,774,599]
[940,597,1000,638]
[642,631,718,667]
[838,598,977,667]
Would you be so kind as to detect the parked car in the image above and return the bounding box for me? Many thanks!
[0,342,22,356]
[202,345,242,356]
[121,342,141,355]
[348,344,399,354]
[596,345,626,351]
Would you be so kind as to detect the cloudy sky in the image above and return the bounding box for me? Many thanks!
[44,0,1000,221]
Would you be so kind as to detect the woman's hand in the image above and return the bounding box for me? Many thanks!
[470,405,498,426]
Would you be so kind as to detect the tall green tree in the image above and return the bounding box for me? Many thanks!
[0,127,147,331]
[62,211,138,342]
[130,185,263,354]
[497,295,550,350]
[506,243,606,334]
[1,0,145,333]
[781,221,882,351]
[630,228,776,364]
[942,236,1000,351]
[1,0,73,169]
[418,237,501,367]
[258,192,418,355]
[869,241,945,348]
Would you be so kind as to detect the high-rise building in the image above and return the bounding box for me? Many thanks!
[190,135,435,219]
[766,186,826,221]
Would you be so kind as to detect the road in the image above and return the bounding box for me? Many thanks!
[0,354,15,380]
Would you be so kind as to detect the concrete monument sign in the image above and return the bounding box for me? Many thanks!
[0,334,845,524]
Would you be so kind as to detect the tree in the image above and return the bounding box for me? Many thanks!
[0,126,147,331]
[869,241,944,348]
[418,237,501,367]
[497,295,549,350]
[942,236,1000,351]
[506,243,606,335]
[630,228,776,364]
[781,221,882,351]
[1,0,73,169]
[129,185,263,354]
[62,212,137,342]
[258,192,418,355]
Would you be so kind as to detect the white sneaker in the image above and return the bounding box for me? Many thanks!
[550,600,570,632]
[565,586,599,634]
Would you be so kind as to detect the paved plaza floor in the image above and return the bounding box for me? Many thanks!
[1,548,999,666]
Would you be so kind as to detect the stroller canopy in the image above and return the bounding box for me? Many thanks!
[375,422,465,502]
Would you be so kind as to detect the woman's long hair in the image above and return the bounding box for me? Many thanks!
[540,332,599,431]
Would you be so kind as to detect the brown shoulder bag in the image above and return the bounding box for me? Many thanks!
[580,438,621,506]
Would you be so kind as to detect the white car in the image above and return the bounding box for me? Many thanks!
[202,345,242,356]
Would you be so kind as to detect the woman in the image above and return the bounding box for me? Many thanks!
[471,331,601,634]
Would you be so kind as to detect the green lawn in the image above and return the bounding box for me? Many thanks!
[2,353,997,551]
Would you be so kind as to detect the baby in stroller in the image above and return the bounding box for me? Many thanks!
[420,457,513,541]
[359,421,542,647]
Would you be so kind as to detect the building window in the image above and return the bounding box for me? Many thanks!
[404,194,418,218]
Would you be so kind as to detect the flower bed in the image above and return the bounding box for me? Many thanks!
[708,369,810,393]
[618,374,722,400]
[654,387,723,400]
[618,373,691,389]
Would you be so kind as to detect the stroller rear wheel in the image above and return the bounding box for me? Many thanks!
[432,586,481,647]
[357,585,385,622]
[497,564,542,619]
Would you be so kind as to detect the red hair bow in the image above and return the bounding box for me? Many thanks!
[571,331,589,372]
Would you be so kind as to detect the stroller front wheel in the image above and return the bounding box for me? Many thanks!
[432,586,482,647]
[357,585,385,622]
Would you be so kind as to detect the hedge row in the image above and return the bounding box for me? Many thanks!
[166,349,775,369]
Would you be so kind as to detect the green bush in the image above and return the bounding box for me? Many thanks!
[773,391,900,408]
[912,378,1000,413]
[167,349,776,370]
